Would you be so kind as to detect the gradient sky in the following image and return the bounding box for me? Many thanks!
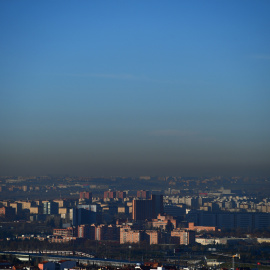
[0,1,270,177]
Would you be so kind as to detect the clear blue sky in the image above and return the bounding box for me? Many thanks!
[0,1,269,177]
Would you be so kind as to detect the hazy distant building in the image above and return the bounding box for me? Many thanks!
[104,190,126,200]
[21,201,35,210]
[198,197,212,207]
[9,202,22,215]
[53,199,68,208]
[118,206,129,214]
[203,202,220,211]
[217,213,235,229]
[254,213,270,229]
[137,190,151,199]
[183,197,198,208]
[79,192,92,203]
[43,201,59,215]
[164,204,186,218]
[116,191,127,199]
[30,206,42,214]
[186,210,270,230]
[235,213,253,229]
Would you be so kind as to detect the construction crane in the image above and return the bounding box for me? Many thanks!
[212,252,240,270]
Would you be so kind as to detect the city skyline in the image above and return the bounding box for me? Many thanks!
[0,1,270,177]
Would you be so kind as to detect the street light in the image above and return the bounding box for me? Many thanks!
[129,246,132,262]
[232,254,240,270]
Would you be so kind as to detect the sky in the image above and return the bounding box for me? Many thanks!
[0,1,270,177]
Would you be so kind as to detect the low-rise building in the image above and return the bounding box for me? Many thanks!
[53,227,75,237]
[188,222,218,232]
[150,214,177,230]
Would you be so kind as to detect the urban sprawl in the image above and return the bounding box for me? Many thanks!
[0,176,270,270]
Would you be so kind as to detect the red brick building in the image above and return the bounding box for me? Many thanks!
[78,224,95,239]
[79,192,92,202]
[0,206,15,219]
[120,226,142,244]
[145,230,161,245]
[104,191,126,200]
[91,224,120,241]
[137,190,151,199]
[171,229,195,245]
[188,222,219,232]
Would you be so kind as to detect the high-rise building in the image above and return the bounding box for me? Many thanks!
[72,204,102,226]
[132,195,164,221]
[0,206,16,219]
[186,210,270,230]
[151,194,164,217]
[164,204,186,218]
[132,199,153,221]
[78,224,95,239]
[43,201,59,215]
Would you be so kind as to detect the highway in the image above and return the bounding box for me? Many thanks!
[0,251,140,267]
